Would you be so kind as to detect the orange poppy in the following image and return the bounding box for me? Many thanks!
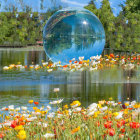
[34,102,39,105]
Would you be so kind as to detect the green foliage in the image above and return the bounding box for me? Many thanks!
[0,0,139,52]
[0,6,60,46]
[85,0,140,52]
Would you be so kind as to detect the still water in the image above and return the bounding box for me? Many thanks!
[0,48,140,109]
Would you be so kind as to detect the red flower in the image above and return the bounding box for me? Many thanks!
[0,133,5,139]
[34,102,39,105]
[117,122,122,128]
[121,128,125,133]
[117,120,125,128]
[122,104,126,109]
[63,65,68,68]
[130,122,140,129]
[95,121,100,127]
[11,120,18,128]
[108,128,115,136]
[104,121,112,128]
[110,53,115,58]
[69,60,72,63]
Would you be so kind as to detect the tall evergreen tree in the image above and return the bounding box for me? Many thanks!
[99,0,115,49]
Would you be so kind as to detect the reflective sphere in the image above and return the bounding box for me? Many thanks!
[43,8,105,64]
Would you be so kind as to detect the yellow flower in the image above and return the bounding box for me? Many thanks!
[5,116,10,120]
[28,100,33,104]
[15,125,24,131]
[133,104,140,109]
[109,97,113,101]
[93,111,100,118]
[29,66,34,69]
[113,112,119,117]
[33,107,38,110]
[97,104,102,108]
[35,109,41,113]
[124,102,129,106]
[124,109,128,114]
[70,101,81,108]
[71,126,80,134]
[17,130,26,140]
[63,104,68,109]
[41,111,47,115]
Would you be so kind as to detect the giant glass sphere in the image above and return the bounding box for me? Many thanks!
[43,7,105,64]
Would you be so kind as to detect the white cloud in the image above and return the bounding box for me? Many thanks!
[61,0,86,7]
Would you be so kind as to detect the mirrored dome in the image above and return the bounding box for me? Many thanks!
[43,7,105,64]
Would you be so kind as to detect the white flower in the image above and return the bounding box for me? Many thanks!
[100,106,108,112]
[43,133,55,138]
[46,105,51,111]
[73,107,82,112]
[87,103,97,112]
[26,117,37,122]
[22,114,30,118]
[1,107,6,111]
[87,110,96,116]
[35,64,39,69]
[32,112,41,115]
[43,123,48,128]
[0,125,2,128]
[15,107,20,111]
[47,112,55,118]
[112,103,118,107]
[3,66,9,70]
[131,101,136,106]
[79,56,84,61]
[53,88,60,92]
[115,112,123,119]
[90,56,95,60]
[40,106,44,111]
[3,122,11,126]
[21,106,27,111]
[108,101,115,105]
[47,69,53,72]
[42,62,48,66]
[49,99,63,104]
[72,58,75,61]
[8,105,14,111]
[89,67,97,71]
[21,111,26,114]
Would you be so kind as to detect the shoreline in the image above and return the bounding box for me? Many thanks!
[0,45,44,51]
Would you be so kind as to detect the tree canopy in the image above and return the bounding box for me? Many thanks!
[0,0,139,52]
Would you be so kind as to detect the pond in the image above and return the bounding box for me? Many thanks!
[0,48,140,110]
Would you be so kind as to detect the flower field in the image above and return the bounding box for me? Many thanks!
[0,96,140,139]
[2,54,140,72]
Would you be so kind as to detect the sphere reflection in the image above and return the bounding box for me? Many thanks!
[43,8,105,64]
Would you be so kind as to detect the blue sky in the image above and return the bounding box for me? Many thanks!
[0,0,126,16]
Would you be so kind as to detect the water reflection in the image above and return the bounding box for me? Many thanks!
[0,50,140,108]
[0,50,48,70]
